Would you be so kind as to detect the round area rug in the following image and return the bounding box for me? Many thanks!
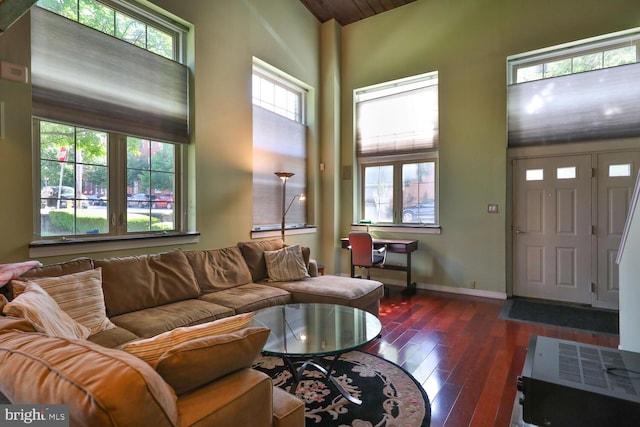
[252,350,431,427]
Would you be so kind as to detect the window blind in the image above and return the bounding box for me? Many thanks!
[356,85,438,157]
[31,7,189,144]
[252,105,306,229]
[508,63,640,147]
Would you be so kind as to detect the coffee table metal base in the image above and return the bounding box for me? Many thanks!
[284,353,362,405]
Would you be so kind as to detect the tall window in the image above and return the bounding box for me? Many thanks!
[508,29,640,147]
[33,1,188,240]
[252,61,308,232]
[355,72,439,225]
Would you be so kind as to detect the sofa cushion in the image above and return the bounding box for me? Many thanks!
[88,326,140,349]
[264,245,310,282]
[11,268,116,335]
[183,247,253,293]
[110,299,234,339]
[0,329,178,427]
[176,368,272,427]
[20,257,94,279]
[237,239,285,282]
[199,283,291,313]
[95,250,201,316]
[121,313,254,366]
[155,326,269,395]
[266,275,385,315]
[3,282,90,339]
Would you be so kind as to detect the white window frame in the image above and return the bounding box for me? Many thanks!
[30,0,194,256]
[33,119,186,239]
[251,60,309,234]
[355,73,440,227]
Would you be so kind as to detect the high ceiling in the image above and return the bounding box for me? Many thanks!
[299,0,417,26]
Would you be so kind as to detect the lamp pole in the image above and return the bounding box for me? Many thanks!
[275,172,294,242]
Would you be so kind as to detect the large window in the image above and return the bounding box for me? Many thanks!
[33,1,188,240]
[508,29,640,147]
[252,61,308,232]
[37,120,180,238]
[355,72,439,225]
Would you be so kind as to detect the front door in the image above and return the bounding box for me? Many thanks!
[594,151,640,309]
[513,155,592,304]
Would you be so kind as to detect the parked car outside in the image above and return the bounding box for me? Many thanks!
[41,186,87,208]
[87,194,107,206]
[127,193,151,208]
[402,201,435,223]
[152,194,173,209]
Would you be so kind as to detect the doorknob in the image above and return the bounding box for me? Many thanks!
[515,227,526,234]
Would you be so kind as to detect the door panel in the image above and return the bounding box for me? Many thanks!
[595,151,640,309]
[513,156,592,304]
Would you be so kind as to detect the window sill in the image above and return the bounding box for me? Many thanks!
[350,223,441,235]
[250,226,317,240]
[29,232,200,258]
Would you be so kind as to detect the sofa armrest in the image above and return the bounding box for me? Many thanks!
[308,259,318,277]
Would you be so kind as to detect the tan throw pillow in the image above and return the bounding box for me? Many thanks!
[121,312,254,366]
[2,282,90,340]
[264,245,310,282]
[155,327,269,395]
[11,268,115,336]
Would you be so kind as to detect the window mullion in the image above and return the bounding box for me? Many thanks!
[393,162,403,223]
[110,134,126,235]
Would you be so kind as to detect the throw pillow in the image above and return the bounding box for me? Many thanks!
[155,326,269,395]
[264,245,310,282]
[11,268,116,336]
[237,239,285,282]
[121,312,254,366]
[2,282,90,340]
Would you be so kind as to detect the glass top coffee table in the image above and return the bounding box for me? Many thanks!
[251,303,382,405]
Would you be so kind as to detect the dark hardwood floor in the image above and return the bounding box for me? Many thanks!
[361,287,619,427]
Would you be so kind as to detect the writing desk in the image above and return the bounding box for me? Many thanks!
[340,237,419,296]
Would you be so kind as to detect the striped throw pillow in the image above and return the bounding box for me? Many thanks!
[11,268,115,336]
[264,245,309,282]
[3,282,90,340]
[121,312,254,366]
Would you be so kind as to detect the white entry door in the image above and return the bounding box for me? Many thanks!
[594,151,640,309]
[513,155,592,304]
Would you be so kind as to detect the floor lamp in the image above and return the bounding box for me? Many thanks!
[275,171,305,242]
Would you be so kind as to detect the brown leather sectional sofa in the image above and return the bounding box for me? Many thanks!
[0,239,384,426]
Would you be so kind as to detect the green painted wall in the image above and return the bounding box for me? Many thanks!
[338,0,640,293]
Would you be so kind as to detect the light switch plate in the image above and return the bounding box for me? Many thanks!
[488,203,499,214]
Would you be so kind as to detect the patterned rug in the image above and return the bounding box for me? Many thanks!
[252,350,431,426]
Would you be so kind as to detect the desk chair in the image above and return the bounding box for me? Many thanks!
[348,232,386,280]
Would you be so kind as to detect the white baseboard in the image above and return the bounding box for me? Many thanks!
[338,274,507,300]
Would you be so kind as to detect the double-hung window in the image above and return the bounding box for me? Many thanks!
[355,72,439,225]
[32,1,189,240]
[251,61,308,232]
[508,29,640,147]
